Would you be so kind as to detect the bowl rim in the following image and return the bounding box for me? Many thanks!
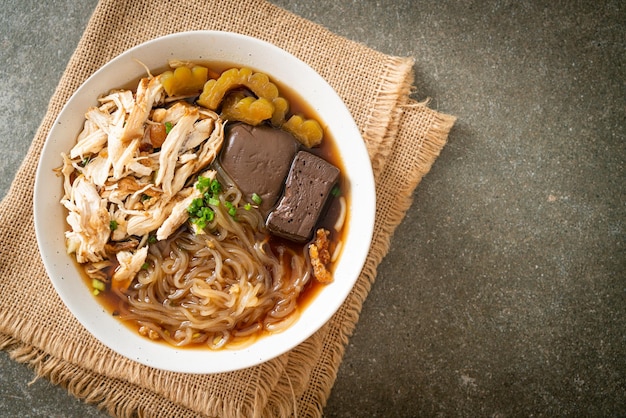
[34,30,376,374]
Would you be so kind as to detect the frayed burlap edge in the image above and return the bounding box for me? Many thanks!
[361,58,415,179]
[260,55,423,418]
[0,333,200,417]
[0,82,455,418]
[0,1,456,416]
[292,102,456,417]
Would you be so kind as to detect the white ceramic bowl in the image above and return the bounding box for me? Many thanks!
[34,31,375,374]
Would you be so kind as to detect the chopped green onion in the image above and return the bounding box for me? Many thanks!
[187,177,229,232]
[224,201,237,217]
[251,193,263,205]
[331,185,341,197]
[141,262,150,270]
[109,220,118,231]
[148,235,157,244]
[93,289,100,296]
[141,193,151,201]
[244,203,252,210]
[188,197,204,214]
[200,206,215,222]
[92,278,106,292]
[196,175,211,191]
[81,156,91,167]
[193,218,207,230]
[189,205,215,230]
[164,121,173,134]
[210,179,222,194]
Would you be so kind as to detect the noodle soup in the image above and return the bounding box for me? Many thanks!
[59,61,349,350]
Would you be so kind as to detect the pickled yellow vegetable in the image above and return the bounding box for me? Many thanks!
[197,67,279,110]
[197,66,324,147]
[160,65,208,96]
[270,96,289,127]
[221,93,275,126]
[282,115,324,148]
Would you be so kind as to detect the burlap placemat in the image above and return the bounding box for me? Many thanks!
[0,0,455,416]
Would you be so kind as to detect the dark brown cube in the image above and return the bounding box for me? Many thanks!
[267,151,339,242]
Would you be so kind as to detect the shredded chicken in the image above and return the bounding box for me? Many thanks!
[59,72,225,272]
[155,106,199,196]
[112,246,148,289]
[157,185,203,240]
[120,77,165,144]
[62,176,110,263]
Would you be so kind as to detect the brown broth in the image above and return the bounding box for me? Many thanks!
[77,61,351,349]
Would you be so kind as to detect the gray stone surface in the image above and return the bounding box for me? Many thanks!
[1,0,624,416]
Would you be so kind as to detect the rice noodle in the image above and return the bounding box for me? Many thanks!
[334,196,347,231]
[110,184,310,347]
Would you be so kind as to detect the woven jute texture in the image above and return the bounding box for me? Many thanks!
[0,0,455,416]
